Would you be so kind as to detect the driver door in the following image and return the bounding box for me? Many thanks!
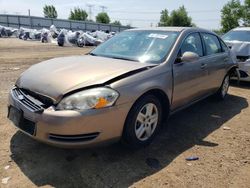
[172,32,208,110]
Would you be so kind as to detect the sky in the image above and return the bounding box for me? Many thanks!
[0,0,245,29]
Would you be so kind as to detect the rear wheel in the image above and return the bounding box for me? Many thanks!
[122,95,163,149]
[216,75,230,100]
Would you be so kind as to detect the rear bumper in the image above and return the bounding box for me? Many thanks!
[8,88,132,148]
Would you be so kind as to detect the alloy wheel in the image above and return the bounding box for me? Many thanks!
[134,103,159,141]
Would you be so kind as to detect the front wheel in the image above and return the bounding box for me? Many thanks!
[216,75,230,100]
[122,95,163,149]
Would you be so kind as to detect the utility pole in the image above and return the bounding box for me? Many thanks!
[86,4,94,20]
[99,5,107,12]
[28,9,30,16]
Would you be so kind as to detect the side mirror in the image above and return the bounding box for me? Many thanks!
[181,52,200,62]
[176,51,200,63]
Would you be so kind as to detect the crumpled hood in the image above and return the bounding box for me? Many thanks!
[225,40,250,56]
[16,55,152,102]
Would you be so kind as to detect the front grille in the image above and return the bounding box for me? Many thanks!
[12,88,44,113]
[49,132,100,143]
[237,56,250,62]
[22,89,54,107]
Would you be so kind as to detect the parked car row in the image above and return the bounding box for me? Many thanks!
[0,25,115,47]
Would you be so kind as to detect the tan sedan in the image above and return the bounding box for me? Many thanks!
[8,27,238,148]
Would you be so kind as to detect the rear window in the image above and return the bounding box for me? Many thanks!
[201,33,222,55]
[222,30,250,42]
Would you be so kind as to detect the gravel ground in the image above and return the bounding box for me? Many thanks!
[0,38,250,188]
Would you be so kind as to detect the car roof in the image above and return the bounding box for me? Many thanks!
[232,27,250,31]
[127,27,215,34]
[128,27,188,32]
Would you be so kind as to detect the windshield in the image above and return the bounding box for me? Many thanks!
[90,30,179,64]
[222,30,250,42]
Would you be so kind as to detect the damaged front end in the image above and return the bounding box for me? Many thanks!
[226,41,250,82]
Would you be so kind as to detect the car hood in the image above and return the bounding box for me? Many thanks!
[16,55,152,102]
[225,40,250,56]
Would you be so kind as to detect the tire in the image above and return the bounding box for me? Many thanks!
[215,74,230,100]
[122,95,163,149]
[41,38,47,43]
[58,41,64,47]
[77,41,84,47]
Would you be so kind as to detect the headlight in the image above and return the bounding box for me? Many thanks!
[56,87,119,110]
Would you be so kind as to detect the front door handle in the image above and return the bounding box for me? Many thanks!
[201,63,207,69]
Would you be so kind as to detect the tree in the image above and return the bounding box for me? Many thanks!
[43,5,58,19]
[96,12,110,24]
[168,6,193,27]
[111,20,122,26]
[69,7,88,21]
[158,9,169,26]
[220,0,243,33]
[158,6,193,27]
[243,0,250,26]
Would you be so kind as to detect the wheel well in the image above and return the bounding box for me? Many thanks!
[228,66,238,78]
[137,89,170,122]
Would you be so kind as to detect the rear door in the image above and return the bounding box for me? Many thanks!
[200,33,228,93]
[172,32,208,110]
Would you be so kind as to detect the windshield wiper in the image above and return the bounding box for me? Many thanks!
[108,56,139,62]
[89,53,138,62]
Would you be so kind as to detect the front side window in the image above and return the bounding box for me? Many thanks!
[201,33,221,55]
[91,30,179,64]
[180,33,203,57]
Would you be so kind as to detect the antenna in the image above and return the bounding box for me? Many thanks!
[99,5,107,12]
[86,4,94,20]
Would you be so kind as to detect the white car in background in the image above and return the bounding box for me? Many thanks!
[222,27,250,82]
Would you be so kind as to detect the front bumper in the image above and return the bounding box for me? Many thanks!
[8,88,132,148]
[231,61,250,82]
[238,61,250,81]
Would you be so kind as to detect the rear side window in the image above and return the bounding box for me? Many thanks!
[201,33,222,55]
[180,33,203,57]
[220,39,228,52]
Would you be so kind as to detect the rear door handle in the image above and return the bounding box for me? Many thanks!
[201,63,207,69]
